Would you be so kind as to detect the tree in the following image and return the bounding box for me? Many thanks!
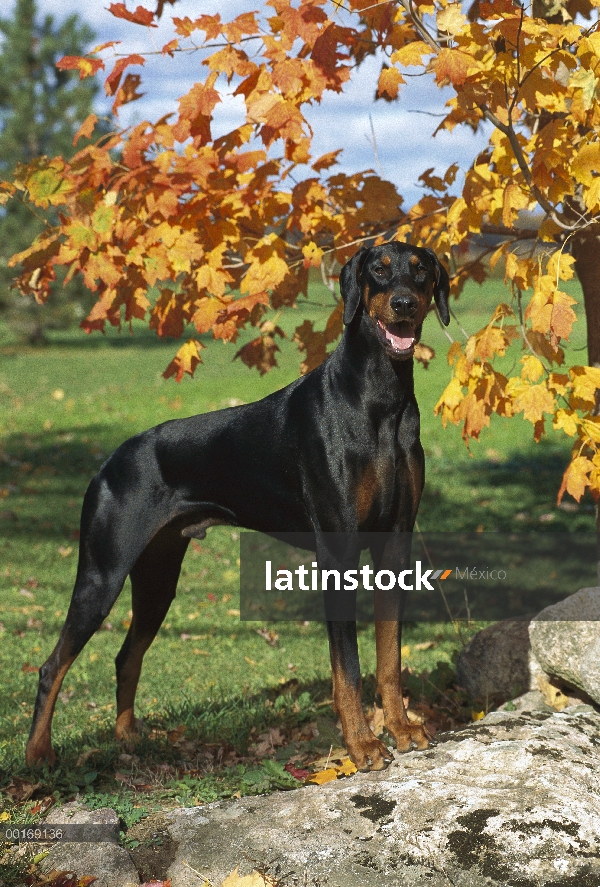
[6,0,600,504]
[0,0,100,342]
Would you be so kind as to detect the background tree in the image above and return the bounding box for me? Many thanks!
[6,0,600,505]
[0,0,100,343]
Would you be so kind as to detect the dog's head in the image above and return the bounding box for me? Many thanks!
[340,242,450,360]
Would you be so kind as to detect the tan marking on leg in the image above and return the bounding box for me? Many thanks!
[26,656,76,765]
[330,648,392,771]
[375,620,429,752]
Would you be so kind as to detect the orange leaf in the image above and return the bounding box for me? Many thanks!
[73,113,98,146]
[105,54,145,97]
[57,55,104,79]
[434,48,473,86]
[108,3,157,27]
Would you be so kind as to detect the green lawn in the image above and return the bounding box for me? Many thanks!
[0,275,593,831]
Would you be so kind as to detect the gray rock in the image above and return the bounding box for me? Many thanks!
[455,618,532,700]
[529,585,600,703]
[39,803,139,887]
[34,709,600,886]
[165,707,600,886]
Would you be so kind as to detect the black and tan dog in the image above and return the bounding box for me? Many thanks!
[26,241,450,771]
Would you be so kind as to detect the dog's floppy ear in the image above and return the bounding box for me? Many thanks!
[425,248,450,326]
[340,248,368,325]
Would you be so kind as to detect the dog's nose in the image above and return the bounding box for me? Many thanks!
[390,294,417,317]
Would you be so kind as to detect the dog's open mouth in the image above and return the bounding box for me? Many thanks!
[376,319,417,355]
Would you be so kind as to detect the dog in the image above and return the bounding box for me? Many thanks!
[26,241,450,771]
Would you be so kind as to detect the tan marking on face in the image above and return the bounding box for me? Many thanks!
[382,254,391,266]
[366,290,395,323]
[410,254,419,265]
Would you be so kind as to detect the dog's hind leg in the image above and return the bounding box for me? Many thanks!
[115,526,189,739]
[26,561,131,766]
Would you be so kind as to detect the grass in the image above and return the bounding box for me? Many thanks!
[0,273,595,876]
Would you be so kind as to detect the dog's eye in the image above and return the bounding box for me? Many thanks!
[373,267,385,277]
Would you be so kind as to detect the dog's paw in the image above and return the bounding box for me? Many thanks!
[348,735,394,772]
[388,722,431,752]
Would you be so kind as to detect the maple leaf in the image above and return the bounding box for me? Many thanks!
[558,456,592,503]
[105,54,146,97]
[302,241,324,268]
[437,4,468,36]
[57,55,104,79]
[433,48,474,87]
[73,113,98,146]
[377,66,405,99]
[508,379,556,424]
[108,3,157,27]
[163,339,204,382]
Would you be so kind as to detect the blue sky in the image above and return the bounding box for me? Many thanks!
[28,0,490,207]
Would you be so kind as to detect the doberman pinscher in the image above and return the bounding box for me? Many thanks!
[26,241,450,771]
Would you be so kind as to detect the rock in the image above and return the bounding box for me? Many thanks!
[529,586,600,704]
[36,709,600,886]
[38,803,139,887]
[164,707,600,886]
[455,618,532,701]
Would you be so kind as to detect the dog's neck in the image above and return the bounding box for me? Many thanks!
[327,312,416,408]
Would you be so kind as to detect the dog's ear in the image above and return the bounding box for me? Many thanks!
[340,248,368,325]
[425,248,450,326]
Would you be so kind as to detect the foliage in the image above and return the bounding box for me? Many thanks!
[0,0,101,343]
[7,0,600,499]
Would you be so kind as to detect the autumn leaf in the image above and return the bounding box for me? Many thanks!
[558,456,592,503]
[163,339,204,382]
[377,66,405,99]
[108,3,157,27]
[57,55,104,79]
[222,868,275,887]
[105,54,146,97]
[433,48,474,86]
[73,113,98,146]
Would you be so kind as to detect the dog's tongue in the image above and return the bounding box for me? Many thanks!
[385,320,415,351]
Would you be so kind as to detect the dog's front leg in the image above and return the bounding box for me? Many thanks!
[319,534,393,771]
[372,533,430,752]
[326,620,393,771]
[375,620,430,752]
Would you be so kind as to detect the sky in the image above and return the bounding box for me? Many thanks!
[26,0,491,207]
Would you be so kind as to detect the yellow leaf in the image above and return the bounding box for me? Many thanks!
[391,41,432,67]
[377,66,405,98]
[241,254,289,296]
[0,812,10,821]
[222,867,273,887]
[501,182,529,228]
[521,355,544,382]
[308,768,339,785]
[570,365,600,405]
[302,241,324,268]
[337,757,358,776]
[511,381,555,424]
[559,455,592,503]
[434,377,464,426]
[571,142,600,187]
[437,4,467,35]
[546,252,576,283]
[472,710,485,721]
[553,409,579,437]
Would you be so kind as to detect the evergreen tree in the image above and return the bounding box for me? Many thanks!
[0,0,100,343]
